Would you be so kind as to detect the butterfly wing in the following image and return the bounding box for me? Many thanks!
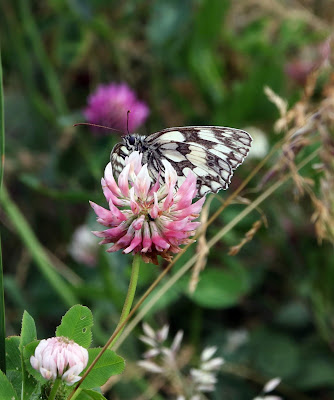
[145,126,252,196]
[110,142,128,177]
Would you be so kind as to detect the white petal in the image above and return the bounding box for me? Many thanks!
[263,378,281,393]
[171,330,184,352]
[143,348,160,359]
[137,360,164,373]
[142,323,156,339]
[40,367,54,380]
[62,364,83,385]
[139,335,156,347]
[30,356,39,370]
[201,357,224,371]
[197,384,215,392]
[157,325,169,342]
[201,346,217,362]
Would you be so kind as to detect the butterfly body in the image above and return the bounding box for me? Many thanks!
[111,126,252,196]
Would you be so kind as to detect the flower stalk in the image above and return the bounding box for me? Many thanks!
[0,49,6,374]
[48,378,61,400]
[109,253,141,348]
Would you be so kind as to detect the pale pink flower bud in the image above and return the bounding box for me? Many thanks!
[91,152,205,264]
[30,337,88,386]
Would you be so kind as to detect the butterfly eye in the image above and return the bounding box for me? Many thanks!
[128,136,135,145]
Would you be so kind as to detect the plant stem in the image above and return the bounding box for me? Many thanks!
[0,242,5,374]
[109,254,141,348]
[0,48,6,374]
[48,378,61,400]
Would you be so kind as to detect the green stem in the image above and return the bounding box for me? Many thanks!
[0,240,5,374]
[48,378,62,400]
[0,48,6,374]
[0,48,4,188]
[109,254,141,348]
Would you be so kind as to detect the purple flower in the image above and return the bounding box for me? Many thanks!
[84,83,149,134]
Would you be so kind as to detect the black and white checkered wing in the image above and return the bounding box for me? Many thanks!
[145,126,252,196]
[110,142,128,177]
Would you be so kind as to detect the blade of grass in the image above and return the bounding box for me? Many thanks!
[19,0,67,115]
[0,186,78,307]
[0,48,6,373]
[1,4,56,123]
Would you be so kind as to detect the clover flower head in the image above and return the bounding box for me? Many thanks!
[90,151,205,264]
[30,336,88,385]
[138,324,224,398]
[84,82,149,134]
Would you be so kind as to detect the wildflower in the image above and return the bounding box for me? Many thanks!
[84,82,149,134]
[69,225,99,267]
[30,336,88,385]
[90,151,205,265]
[138,324,224,399]
[138,323,184,376]
[190,346,224,393]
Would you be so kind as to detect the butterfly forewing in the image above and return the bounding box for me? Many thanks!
[110,126,252,196]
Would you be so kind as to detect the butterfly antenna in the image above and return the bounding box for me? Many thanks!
[73,122,124,135]
[127,110,131,135]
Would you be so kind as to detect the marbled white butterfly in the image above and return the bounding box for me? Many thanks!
[110,126,252,196]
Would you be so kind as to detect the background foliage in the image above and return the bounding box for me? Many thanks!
[1,1,333,399]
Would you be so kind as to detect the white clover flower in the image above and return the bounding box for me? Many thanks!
[30,336,88,385]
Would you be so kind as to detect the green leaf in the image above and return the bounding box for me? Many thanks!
[0,369,18,400]
[76,389,108,400]
[189,268,248,309]
[294,358,334,389]
[56,305,93,348]
[20,311,37,350]
[20,311,38,399]
[5,336,22,397]
[250,329,300,379]
[80,348,125,389]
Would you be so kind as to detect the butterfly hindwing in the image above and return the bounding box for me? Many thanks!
[145,126,252,195]
[110,126,252,196]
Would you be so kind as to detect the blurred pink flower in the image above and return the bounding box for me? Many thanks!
[84,83,149,134]
[90,152,205,265]
[285,38,332,86]
[30,336,88,385]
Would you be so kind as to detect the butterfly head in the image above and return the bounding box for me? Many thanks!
[123,134,147,153]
